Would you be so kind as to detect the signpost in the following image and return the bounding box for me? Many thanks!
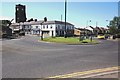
[41,17,47,40]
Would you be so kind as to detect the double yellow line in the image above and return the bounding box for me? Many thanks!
[48,66,119,78]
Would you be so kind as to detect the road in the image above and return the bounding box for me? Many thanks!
[2,35,118,78]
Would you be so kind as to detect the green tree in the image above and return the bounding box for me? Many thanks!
[109,16,120,35]
[0,20,11,36]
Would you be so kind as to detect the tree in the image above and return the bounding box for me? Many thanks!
[27,18,34,22]
[108,16,120,35]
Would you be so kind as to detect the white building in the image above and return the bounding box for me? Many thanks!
[11,20,75,37]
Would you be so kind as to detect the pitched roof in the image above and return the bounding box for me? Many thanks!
[11,20,74,26]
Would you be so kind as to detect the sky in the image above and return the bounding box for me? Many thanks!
[1,2,118,28]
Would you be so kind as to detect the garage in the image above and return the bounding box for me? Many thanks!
[42,31,50,38]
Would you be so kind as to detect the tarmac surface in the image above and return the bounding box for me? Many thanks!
[1,35,119,78]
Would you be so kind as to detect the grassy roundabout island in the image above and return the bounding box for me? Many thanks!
[40,37,98,45]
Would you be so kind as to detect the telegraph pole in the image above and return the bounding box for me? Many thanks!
[64,0,67,38]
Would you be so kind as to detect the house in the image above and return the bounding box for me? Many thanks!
[74,28,80,36]
[74,28,92,37]
[89,26,109,36]
[11,20,74,37]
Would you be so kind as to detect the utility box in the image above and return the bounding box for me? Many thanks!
[79,35,84,41]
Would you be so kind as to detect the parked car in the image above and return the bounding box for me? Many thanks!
[97,34,105,39]
[115,34,120,38]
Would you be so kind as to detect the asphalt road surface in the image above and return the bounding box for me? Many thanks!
[2,35,118,78]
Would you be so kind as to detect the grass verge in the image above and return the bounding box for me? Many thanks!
[40,37,98,44]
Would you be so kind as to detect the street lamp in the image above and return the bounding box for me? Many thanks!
[85,20,91,39]
[96,21,98,27]
[61,14,63,22]
[64,0,67,38]
[95,21,98,36]
[86,20,91,27]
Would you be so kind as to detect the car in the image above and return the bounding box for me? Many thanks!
[97,34,105,39]
[115,34,120,38]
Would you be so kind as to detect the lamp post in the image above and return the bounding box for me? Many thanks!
[85,20,91,39]
[61,14,63,22]
[96,21,98,27]
[40,23,43,40]
[96,21,98,36]
[86,20,91,27]
[64,0,67,38]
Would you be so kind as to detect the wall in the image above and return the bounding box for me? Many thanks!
[42,24,56,37]
[56,24,74,36]
[74,29,80,36]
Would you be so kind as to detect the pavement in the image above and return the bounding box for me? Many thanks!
[1,35,119,78]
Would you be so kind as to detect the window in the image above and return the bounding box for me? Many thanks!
[67,27,69,29]
[51,26,52,29]
[30,25,32,29]
[58,25,60,29]
[71,26,73,29]
[60,26,62,29]
[43,25,45,29]
[17,8,19,11]
[36,26,38,28]
[46,25,48,28]
[43,31,49,34]
[70,26,71,29]
[62,26,65,29]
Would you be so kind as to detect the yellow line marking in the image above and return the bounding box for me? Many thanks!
[48,66,120,78]
[81,70,119,78]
